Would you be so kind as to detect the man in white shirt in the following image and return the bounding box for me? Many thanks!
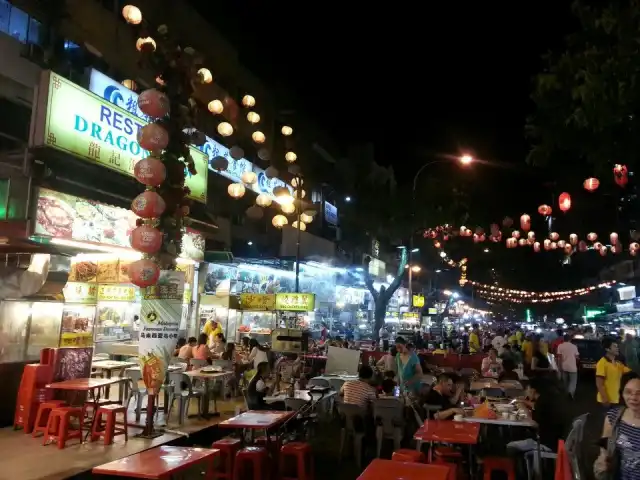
[556,334,579,398]
[491,332,506,356]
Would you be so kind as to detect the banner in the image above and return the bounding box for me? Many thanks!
[138,270,184,393]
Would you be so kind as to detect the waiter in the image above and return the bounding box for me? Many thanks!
[202,318,222,345]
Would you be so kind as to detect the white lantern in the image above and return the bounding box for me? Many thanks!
[208,100,223,114]
[294,189,306,199]
[300,213,313,224]
[136,37,156,52]
[246,205,263,220]
[281,203,296,214]
[247,112,260,124]
[252,131,266,144]
[242,95,256,107]
[292,220,306,231]
[227,183,245,199]
[291,177,303,188]
[272,215,288,228]
[285,151,297,163]
[256,194,272,207]
[281,126,293,136]
[198,68,213,84]
[122,5,142,24]
[241,171,257,185]
[217,122,233,137]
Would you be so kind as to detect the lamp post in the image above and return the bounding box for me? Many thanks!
[409,154,473,303]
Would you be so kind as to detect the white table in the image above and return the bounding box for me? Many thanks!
[184,368,233,416]
[91,360,138,398]
[264,389,337,404]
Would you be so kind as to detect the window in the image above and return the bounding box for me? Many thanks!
[0,0,10,35]
[8,5,28,43]
[27,16,41,45]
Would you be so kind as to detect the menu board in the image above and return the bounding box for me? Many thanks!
[240,293,276,311]
[97,285,136,302]
[60,305,95,347]
[275,293,315,312]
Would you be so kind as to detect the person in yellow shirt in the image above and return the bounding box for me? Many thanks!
[540,338,549,356]
[596,338,631,406]
[469,324,481,353]
[522,335,533,366]
[202,318,222,341]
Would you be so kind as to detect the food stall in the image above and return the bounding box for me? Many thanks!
[199,294,241,340]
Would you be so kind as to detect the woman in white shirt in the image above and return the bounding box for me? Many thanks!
[377,346,398,376]
[248,338,269,368]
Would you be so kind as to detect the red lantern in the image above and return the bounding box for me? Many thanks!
[558,192,571,212]
[614,164,629,187]
[520,214,531,231]
[134,157,166,186]
[533,242,541,252]
[130,225,163,253]
[527,231,535,241]
[563,244,572,255]
[128,259,161,288]
[631,242,640,252]
[594,242,603,250]
[600,246,607,256]
[434,240,441,249]
[138,89,170,118]
[558,240,566,249]
[550,242,557,250]
[538,204,552,216]
[550,232,559,241]
[543,239,551,250]
[518,238,526,247]
[137,123,169,151]
[632,249,638,257]
[502,217,513,228]
[612,244,622,254]
[473,234,480,243]
[569,234,578,245]
[578,240,588,252]
[506,238,517,248]
[512,230,520,239]
[587,232,597,242]
[131,191,166,218]
[459,226,467,236]
[478,234,486,242]
[490,223,500,235]
[610,232,619,245]
[583,177,600,192]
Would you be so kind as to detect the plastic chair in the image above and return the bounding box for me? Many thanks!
[373,399,404,458]
[90,404,128,445]
[166,372,204,425]
[279,442,314,480]
[44,406,83,449]
[211,437,242,479]
[337,403,367,469]
[233,446,269,480]
[32,400,67,438]
[190,358,209,369]
[483,457,515,480]
[565,413,588,480]
[124,368,149,422]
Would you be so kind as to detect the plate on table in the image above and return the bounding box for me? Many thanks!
[201,366,222,373]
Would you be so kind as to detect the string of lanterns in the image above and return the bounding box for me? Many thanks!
[469,280,617,304]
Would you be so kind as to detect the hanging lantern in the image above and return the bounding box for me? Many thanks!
[614,164,629,187]
[527,231,535,240]
[293,189,306,199]
[569,233,578,245]
[594,242,603,250]
[241,171,258,185]
[292,220,307,231]
[197,68,213,84]
[134,157,166,186]
[518,238,527,246]
[587,232,598,242]
[473,234,480,243]
[137,123,169,150]
[558,240,566,249]
[512,230,520,239]
[564,244,573,255]
[610,232,619,245]
[303,209,317,218]
[502,217,513,228]
[138,89,169,118]
[208,100,224,114]
[533,242,541,252]
[256,194,272,207]
[265,166,279,179]
[246,112,260,124]
[258,148,270,161]
[612,244,622,254]
[578,240,588,252]
[300,213,314,224]
[632,249,638,257]
[245,205,263,220]
[131,191,166,218]
[600,246,607,256]
[631,242,640,252]
[281,203,296,214]
[537,204,552,216]
[549,232,559,241]
[128,259,160,288]
[285,151,297,163]
[272,214,288,228]
[242,95,256,107]
[550,242,558,250]
[227,183,246,199]
[122,5,143,24]
[211,156,228,171]
[543,239,551,250]
[281,125,293,136]
[558,192,571,212]
[130,225,163,254]
[520,214,531,231]
[583,177,600,192]
[122,79,137,90]
[217,122,233,137]
[252,131,266,144]
[136,37,156,52]
[229,146,244,160]
[291,177,303,188]
[434,240,442,249]
[490,223,500,235]
[460,226,467,236]
[506,238,517,248]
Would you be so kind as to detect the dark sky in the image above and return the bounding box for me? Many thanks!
[186,1,624,302]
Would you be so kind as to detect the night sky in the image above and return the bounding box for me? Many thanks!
[187,1,624,304]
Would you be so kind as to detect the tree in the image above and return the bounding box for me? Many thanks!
[364,247,408,340]
[527,0,640,172]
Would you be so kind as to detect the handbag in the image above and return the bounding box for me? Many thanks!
[594,407,625,480]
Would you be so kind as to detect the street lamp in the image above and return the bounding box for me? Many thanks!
[409,154,473,302]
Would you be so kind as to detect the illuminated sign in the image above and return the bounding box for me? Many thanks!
[63,282,98,304]
[324,201,338,225]
[97,284,136,302]
[275,293,315,311]
[31,71,208,203]
[88,69,289,201]
[240,293,276,311]
[412,294,425,308]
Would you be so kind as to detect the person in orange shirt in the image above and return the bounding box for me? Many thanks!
[192,333,211,361]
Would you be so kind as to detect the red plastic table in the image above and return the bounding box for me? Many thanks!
[358,459,450,480]
[414,419,480,445]
[92,446,219,479]
[219,410,295,430]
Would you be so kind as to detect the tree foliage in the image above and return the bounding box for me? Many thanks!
[527,0,640,172]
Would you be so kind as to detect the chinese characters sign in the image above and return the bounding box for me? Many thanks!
[275,293,315,312]
[97,285,136,302]
[31,71,208,203]
[63,282,97,304]
[412,294,425,308]
[240,293,276,311]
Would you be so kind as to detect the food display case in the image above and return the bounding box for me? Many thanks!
[237,310,277,341]
[94,300,140,343]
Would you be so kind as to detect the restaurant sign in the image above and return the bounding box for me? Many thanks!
[240,293,276,311]
[275,293,315,312]
[63,282,98,304]
[31,71,208,203]
[88,69,291,201]
[97,285,136,302]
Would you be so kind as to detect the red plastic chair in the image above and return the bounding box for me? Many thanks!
[483,457,515,480]
[43,407,83,449]
[279,442,314,480]
[392,449,425,463]
[211,437,242,479]
[31,400,67,438]
[90,404,128,445]
[233,447,269,480]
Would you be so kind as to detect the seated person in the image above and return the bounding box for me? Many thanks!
[376,346,398,376]
[481,348,503,377]
[173,337,186,357]
[423,373,465,420]
[340,365,377,410]
[246,361,274,410]
[378,378,402,403]
[498,358,521,382]
[192,333,212,361]
[178,336,197,360]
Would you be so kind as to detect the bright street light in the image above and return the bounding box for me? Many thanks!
[411,265,421,273]
[345,196,351,202]
[411,248,420,253]
[483,248,490,253]
[435,269,442,273]
[439,251,447,258]
[247,241,253,246]
[460,154,474,165]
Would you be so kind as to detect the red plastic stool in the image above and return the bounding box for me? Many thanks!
[279,442,314,480]
[90,404,128,445]
[255,435,281,456]
[434,460,459,480]
[482,457,515,480]
[392,449,425,463]
[32,400,66,438]
[432,446,463,463]
[233,447,269,480]
[211,437,242,479]
[43,407,83,449]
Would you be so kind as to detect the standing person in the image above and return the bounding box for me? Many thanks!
[469,324,481,354]
[202,318,222,346]
[551,329,564,354]
[320,322,328,343]
[395,336,423,395]
[492,330,506,355]
[621,333,640,373]
[556,334,579,398]
[596,338,631,409]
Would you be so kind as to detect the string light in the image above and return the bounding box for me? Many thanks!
[469,280,616,303]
